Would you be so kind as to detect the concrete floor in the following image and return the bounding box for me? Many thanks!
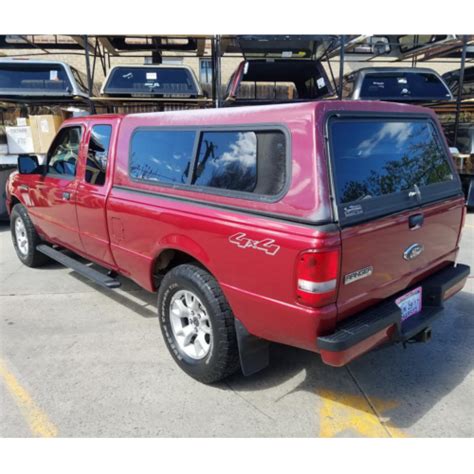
[0,216,473,438]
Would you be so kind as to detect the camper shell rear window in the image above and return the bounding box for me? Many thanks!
[359,72,452,101]
[0,63,73,95]
[103,67,200,96]
[328,115,461,226]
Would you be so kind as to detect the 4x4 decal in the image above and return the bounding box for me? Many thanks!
[228,232,280,256]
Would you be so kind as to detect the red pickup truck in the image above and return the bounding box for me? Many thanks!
[6,101,470,383]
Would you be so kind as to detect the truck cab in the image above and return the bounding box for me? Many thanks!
[8,114,121,266]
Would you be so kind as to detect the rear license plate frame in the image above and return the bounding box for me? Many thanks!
[396,286,423,322]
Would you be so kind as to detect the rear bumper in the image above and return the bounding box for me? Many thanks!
[317,263,471,367]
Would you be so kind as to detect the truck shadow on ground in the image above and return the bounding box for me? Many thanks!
[220,290,474,434]
[70,270,158,319]
[17,234,471,435]
[68,264,473,434]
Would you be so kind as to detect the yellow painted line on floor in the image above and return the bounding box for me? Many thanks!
[318,389,407,438]
[0,358,58,437]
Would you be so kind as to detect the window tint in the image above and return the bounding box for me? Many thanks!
[0,63,72,94]
[104,67,199,96]
[192,130,286,195]
[85,125,112,185]
[130,130,196,184]
[360,73,452,100]
[330,119,454,205]
[47,126,82,177]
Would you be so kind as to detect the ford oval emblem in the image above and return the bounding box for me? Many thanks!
[403,243,424,261]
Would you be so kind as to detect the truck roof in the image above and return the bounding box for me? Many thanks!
[62,100,437,128]
[121,100,437,127]
[64,113,125,124]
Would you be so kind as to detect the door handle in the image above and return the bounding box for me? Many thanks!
[409,213,424,230]
[62,191,72,200]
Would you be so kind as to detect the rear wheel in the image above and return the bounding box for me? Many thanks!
[10,204,49,267]
[157,264,240,384]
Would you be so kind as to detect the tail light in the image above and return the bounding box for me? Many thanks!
[296,249,340,308]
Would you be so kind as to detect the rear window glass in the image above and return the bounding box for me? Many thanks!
[330,119,454,205]
[104,67,199,96]
[360,73,452,100]
[229,61,332,101]
[0,63,72,94]
[192,130,286,195]
[236,82,299,100]
[130,130,196,185]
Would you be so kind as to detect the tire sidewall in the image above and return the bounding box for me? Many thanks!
[11,207,33,265]
[158,268,227,380]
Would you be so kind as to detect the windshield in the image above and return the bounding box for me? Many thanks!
[360,72,452,101]
[0,63,73,95]
[103,67,199,96]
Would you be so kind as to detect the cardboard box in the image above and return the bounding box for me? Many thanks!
[28,115,64,154]
[5,126,35,154]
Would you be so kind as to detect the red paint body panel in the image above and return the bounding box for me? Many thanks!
[6,102,469,362]
[336,197,464,321]
[74,117,121,267]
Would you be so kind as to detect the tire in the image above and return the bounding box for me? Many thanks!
[10,204,49,267]
[157,264,240,384]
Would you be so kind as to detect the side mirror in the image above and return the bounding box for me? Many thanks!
[18,154,42,175]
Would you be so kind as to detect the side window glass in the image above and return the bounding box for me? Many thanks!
[130,130,196,185]
[192,130,286,195]
[193,131,257,192]
[47,126,82,177]
[85,125,112,185]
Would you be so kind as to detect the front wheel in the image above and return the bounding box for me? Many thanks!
[157,264,240,384]
[10,204,49,267]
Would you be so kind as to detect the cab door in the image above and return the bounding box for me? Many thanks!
[28,125,84,252]
[75,122,117,267]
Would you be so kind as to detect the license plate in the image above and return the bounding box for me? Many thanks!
[396,287,422,321]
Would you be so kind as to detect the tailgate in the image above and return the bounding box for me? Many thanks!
[327,114,464,321]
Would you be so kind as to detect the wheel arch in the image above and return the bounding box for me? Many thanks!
[9,195,21,213]
[151,237,270,378]
[150,235,215,291]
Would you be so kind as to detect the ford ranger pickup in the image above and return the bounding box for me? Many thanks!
[6,101,470,383]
